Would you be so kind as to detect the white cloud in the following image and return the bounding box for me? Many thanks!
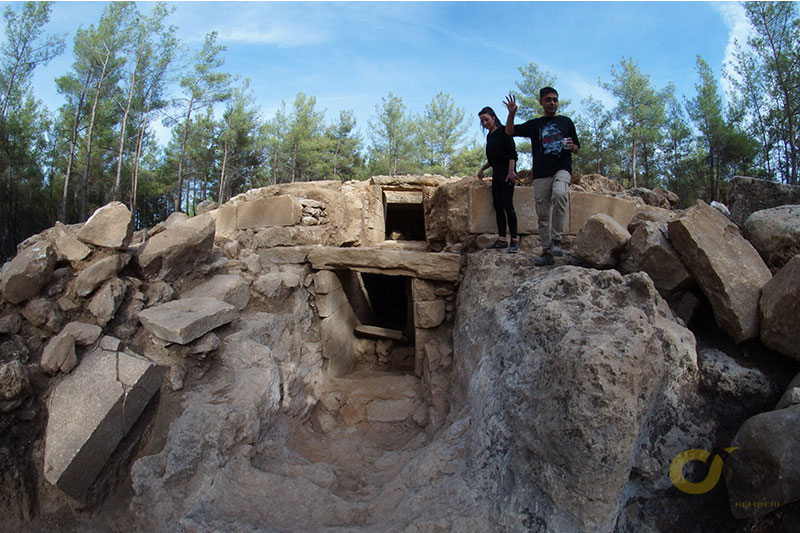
[713,2,752,95]
[561,71,616,111]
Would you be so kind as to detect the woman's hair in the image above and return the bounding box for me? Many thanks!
[478,106,503,129]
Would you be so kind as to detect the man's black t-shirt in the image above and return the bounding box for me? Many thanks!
[485,127,518,181]
[513,115,579,179]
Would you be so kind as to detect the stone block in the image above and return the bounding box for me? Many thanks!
[74,253,131,297]
[51,222,91,263]
[137,297,237,345]
[209,204,237,235]
[569,191,639,235]
[573,214,631,269]
[258,246,314,265]
[468,183,537,234]
[354,325,405,341]
[43,345,164,502]
[308,247,461,282]
[313,270,342,295]
[184,274,251,311]
[235,195,302,230]
[77,202,134,250]
[385,190,423,204]
[760,254,800,360]
[414,299,446,328]
[41,333,76,375]
[315,287,349,318]
[136,214,215,281]
[321,308,356,376]
[669,201,772,343]
[0,241,56,304]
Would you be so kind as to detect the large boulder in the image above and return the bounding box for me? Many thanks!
[43,342,164,502]
[74,253,131,297]
[76,201,134,250]
[743,205,800,272]
[725,404,800,518]
[728,176,800,227]
[0,240,57,304]
[759,254,800,361]
[668,201,772,343]
[618,220,693,297]
[573,213,631,268]
[453,254,702,531]
[135,214,215,280]
[50,221,91,263]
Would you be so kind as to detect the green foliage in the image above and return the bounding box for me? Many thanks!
[512,62,570,119]
[417,92,467,172]
[368,92,417,176]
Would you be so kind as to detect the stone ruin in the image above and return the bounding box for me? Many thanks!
[1,174,800,531]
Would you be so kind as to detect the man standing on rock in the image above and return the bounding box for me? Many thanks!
[504,88,579,265]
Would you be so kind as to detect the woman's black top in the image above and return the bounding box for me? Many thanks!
[485,127,518,181]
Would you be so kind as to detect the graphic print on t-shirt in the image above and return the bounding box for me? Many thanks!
[540,121,564,156]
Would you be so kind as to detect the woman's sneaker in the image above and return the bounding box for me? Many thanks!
[551,241,563,257]
[487,239,508,250]
[507,241,519,253]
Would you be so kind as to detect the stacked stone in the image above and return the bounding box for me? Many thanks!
[300,197,327,226]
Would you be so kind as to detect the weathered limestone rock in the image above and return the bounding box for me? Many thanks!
[40,333,77,375]
[131,338,280,524]
[43,345,164,502]
[573,213,631,268]
[308,247,461,282]
[138,297,237,345]
[414,300,446,328]
[618,221,693,296]
[0,313,22,335]
[144,280,176,305]
[76,202,134,250]
[626,205,680,233]
[235,195,303,230]
[0,360,31,400]
[759,254,800,360]
[568,191,639,234]
[725,404,800,518]
[0,240,56,304]
[776,373,800,409]
[22,297,60,330]
[668,201,772,343]
[88,277,128,327]
[51,221,91,263]
[424,177,473,249]
[183,274,250,311]
[454,255,701,531]
[626,187,670,209]
[366,398,418,422]
[729,176,800,227]
[744,205,800,272]
[318,370,422,425]
[74,253,131,297]
[698,349,776,402]
[59,321,103,346]
[135,214,215,280]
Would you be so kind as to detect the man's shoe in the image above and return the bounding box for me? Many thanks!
[487,239,508,250]
[507,241,519,253]
[534,252,554,266]
[551,241,563,257]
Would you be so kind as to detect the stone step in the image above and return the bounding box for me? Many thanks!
[354,324,406,341]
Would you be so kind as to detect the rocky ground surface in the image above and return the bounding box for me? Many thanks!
[2,175,800,531]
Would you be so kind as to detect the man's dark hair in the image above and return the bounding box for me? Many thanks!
[539,87,558,99]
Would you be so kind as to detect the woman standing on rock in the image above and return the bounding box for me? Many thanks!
[477,106,519,253]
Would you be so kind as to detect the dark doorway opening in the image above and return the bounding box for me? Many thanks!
[385,203,426,241]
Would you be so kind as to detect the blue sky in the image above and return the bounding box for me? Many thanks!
[16,1,751,148]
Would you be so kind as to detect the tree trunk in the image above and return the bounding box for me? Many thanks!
[175,93,195,213]
[218,140,228,203]
[61,70,92,222]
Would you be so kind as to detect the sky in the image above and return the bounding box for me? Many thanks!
[12,1,752,149]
